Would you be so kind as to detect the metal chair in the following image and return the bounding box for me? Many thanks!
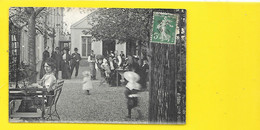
[45,80,64,120]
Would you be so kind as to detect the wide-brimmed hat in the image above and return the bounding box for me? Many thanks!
[124,71,140,82]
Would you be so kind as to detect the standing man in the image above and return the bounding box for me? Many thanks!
[71,48,81,78]
[108,56,117,86]
[51,47,62,79]
[88,50,96,80]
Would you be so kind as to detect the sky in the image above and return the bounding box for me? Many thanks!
[63,8,94,33]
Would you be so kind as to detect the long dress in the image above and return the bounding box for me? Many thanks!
[61,53,71,79]
[51,51,62,78]
[39,50,50,79]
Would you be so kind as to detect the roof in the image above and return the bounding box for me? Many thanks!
[70,11,97,29]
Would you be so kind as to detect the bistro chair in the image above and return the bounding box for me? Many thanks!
[45,80,64,121]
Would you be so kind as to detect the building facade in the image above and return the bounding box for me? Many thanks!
[19,7,65,64]
[70,13,126,59]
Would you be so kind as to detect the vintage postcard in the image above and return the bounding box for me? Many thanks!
[8,7,186,124]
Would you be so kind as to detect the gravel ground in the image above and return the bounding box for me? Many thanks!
[56,66,149,124]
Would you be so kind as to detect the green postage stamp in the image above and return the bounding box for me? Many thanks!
[151,12,178,44]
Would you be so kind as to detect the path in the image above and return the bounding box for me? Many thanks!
[56,66,149,124]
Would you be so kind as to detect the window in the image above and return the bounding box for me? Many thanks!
[82,36,91,57]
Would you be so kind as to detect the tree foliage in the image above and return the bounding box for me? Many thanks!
[9,7,54,35]
[9,7,47,82]
[86,8,186,123]
[84,8,153,45]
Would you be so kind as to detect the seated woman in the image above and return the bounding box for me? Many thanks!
[38,58,57,106]
[17,58,57,112]
[39,58,57,89]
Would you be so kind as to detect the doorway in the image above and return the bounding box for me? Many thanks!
[102,40,115,57]
[59,41,71,53]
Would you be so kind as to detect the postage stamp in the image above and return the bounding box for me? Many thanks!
[151,12,178,44]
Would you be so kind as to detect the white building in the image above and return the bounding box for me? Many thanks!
[70,12,127,59]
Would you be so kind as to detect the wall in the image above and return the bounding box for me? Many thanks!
[70,28,82,55]
[47,7,64,50]
[71,28,102,58]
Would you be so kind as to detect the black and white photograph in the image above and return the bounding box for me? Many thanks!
[9,7,186,124]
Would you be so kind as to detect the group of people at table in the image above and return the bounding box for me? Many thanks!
[92,50,149,89]
[12,46,149,119]
[39,46,149,89]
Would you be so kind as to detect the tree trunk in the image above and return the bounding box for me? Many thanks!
[25,7,45,83]
[148,42,177,123]
[27,12,37,83]
[44,14,48,49]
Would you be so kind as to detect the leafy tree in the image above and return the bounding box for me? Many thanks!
[9,7,52,36]
[9,7,89,83]
[84,8,153,56]
[9,7,50,82]
[86,8,186,123]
